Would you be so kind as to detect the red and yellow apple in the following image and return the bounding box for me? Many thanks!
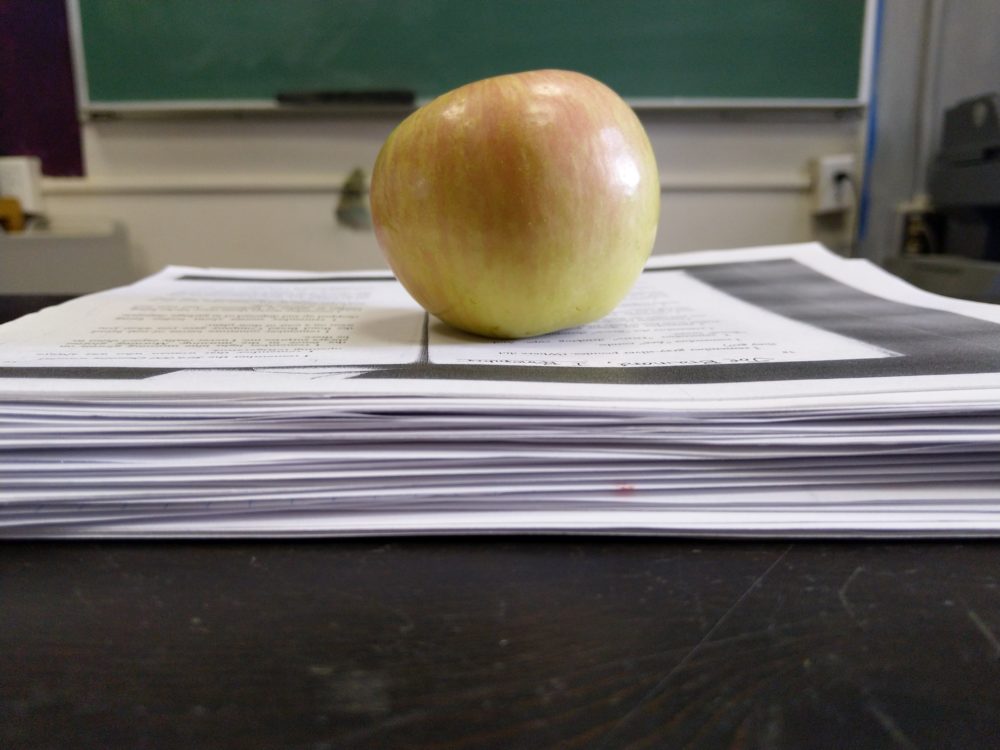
[370,69,660,339]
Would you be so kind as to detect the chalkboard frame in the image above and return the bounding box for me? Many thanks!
[67,0,876,116]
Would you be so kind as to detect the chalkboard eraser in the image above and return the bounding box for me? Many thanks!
[276,90,416,107]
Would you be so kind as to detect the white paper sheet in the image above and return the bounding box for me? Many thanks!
[0,266,425,367]
[429,270,898,367]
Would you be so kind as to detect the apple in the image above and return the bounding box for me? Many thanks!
[369,69,660,339]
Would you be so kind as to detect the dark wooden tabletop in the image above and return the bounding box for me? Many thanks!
[4,538,1000,749]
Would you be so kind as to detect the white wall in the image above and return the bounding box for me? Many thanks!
[860,0,1000,262]
[40,109,862,278]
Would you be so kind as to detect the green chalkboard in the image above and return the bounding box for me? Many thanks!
[75,0,867,106]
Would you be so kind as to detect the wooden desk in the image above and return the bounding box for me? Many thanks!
[3,539,1000,749]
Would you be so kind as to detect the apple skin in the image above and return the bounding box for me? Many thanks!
[370,69,660,339]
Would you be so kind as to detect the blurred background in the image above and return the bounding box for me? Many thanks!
[1,0,997,301]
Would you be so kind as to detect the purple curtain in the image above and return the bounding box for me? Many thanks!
[0,0,84,176]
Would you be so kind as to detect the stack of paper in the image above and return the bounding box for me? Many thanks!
[2,244,999,537]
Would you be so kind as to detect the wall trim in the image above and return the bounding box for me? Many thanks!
[43,173,812,196]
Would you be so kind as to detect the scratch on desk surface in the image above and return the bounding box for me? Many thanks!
[837,566,867,629]
[597,544,792,749]
[967,608,1000,659]
[692,589,708,631]
[866,699,919,750]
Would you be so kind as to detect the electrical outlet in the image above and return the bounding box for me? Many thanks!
[812,154,857,214]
